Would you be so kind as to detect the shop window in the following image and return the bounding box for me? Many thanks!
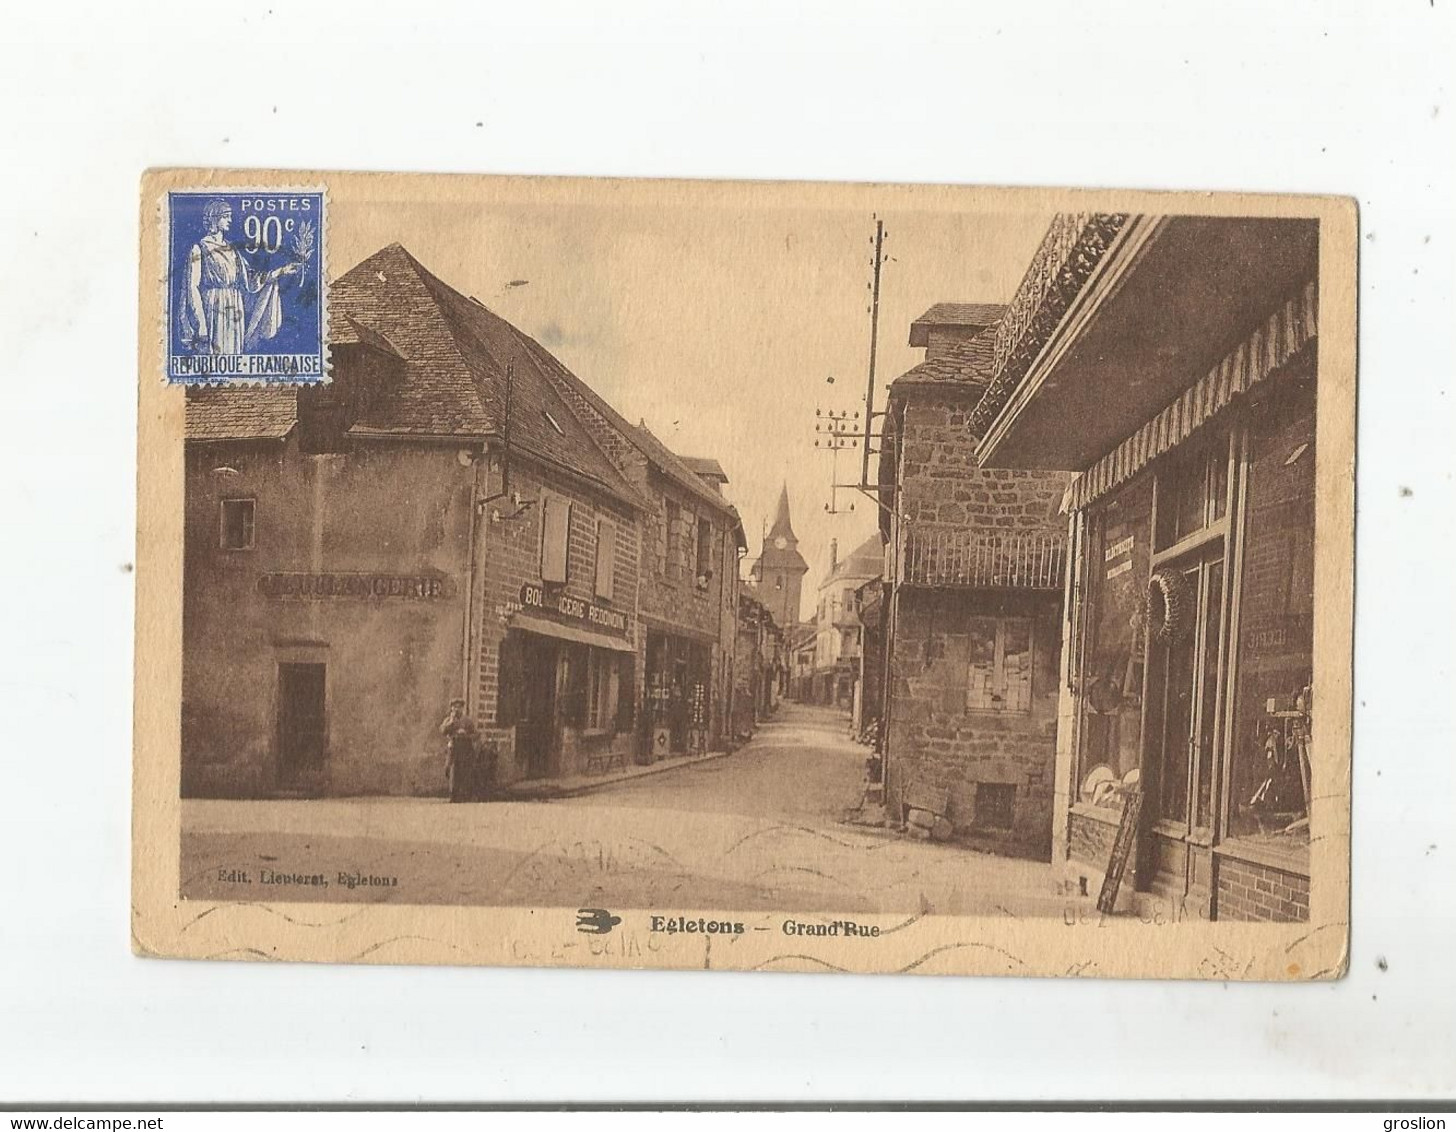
[965,617,1033,714]
[695,518,714,587]
[220,498,255,550]
[1227,376,1316,852]
[540,496,571,584]
[1075,476,1152,806]
[1155,433,1231,550]
[586,649,621,732]
[594,519,616,601]
[976,783,1016,830]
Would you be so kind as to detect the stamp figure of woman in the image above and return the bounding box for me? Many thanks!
[180,198,301,355]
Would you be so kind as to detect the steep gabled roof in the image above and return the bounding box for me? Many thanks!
[514,326,738,518]
[761,484,809,573]
[328,244,643,508]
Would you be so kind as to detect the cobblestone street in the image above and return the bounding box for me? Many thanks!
[181,704,1074,916]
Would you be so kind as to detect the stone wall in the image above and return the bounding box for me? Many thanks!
[886,588,1062,855]
[882,387,1072,857]
[898,396,1070,534]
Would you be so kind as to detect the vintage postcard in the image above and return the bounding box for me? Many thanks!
[133,170,1355,978]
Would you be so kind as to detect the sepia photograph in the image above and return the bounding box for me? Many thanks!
[134,172,1354,978]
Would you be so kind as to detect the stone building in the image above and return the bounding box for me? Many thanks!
[530,348,746,761]
[181,242,739,797]
[732,581,784,741]
[786,623,818,703]
[973,213,1323,921]
[876,303,1072,855]
[810,535,884,711]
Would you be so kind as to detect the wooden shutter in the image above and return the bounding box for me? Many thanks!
[541,496,570,584]
[595,519,616,600]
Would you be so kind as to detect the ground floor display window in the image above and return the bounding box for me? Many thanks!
[1075,476,1152,808]
[497,629,635,778]
[1069,364,1317,891]
[1225,371,1316,856]
[646,632,712,756]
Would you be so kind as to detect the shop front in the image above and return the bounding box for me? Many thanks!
[972,213,1325,921]
[644,627,713,760]
[497,584,637,780]
[1067,358,1316,919]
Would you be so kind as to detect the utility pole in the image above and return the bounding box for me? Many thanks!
[861,217,884,487]
[811,216,893,517]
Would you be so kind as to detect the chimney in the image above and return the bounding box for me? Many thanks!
[829,538,839,573]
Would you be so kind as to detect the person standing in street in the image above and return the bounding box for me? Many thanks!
[439,698,478,803]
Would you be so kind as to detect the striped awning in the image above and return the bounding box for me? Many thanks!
[1064,279,1318,513]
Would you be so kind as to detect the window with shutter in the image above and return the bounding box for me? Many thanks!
[966,617,1033,714]
[541,496,570,584]
[595,519,616,601]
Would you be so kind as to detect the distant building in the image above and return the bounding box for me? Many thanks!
[810,535,884,711]
[732,581,784,741]
[786,623,819,702]
[907,302,1005,358]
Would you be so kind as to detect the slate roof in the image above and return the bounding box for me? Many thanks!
[184,386,297,441]
[679,456,729,484]
[515,326,739,518]
[635,425,740,515]
[909,302,1006,333]
[824,533,885,584]
[327,244,643,508]
[891,329,997,389]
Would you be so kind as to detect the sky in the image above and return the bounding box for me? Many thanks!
[330,180,1054,622]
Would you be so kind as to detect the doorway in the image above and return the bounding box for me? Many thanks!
[277,662,327,788]
[1141,549,1226,915]
[517,634,560,778]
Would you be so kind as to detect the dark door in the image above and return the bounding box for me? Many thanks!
[1142,550,1225,915]
[277,663,327,788]
[518,635,559,778]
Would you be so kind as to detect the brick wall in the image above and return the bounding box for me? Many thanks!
[533,360,740,746]
[475,455,641,781]
[1216,854,1310,922]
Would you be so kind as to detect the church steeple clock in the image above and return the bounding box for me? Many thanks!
[757,484,809,629]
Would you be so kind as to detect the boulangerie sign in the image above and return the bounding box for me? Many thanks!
[134,170,1355,979]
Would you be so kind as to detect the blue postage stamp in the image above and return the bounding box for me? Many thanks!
[165,189,327,384]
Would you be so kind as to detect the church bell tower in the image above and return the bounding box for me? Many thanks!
[757,484,809,629]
